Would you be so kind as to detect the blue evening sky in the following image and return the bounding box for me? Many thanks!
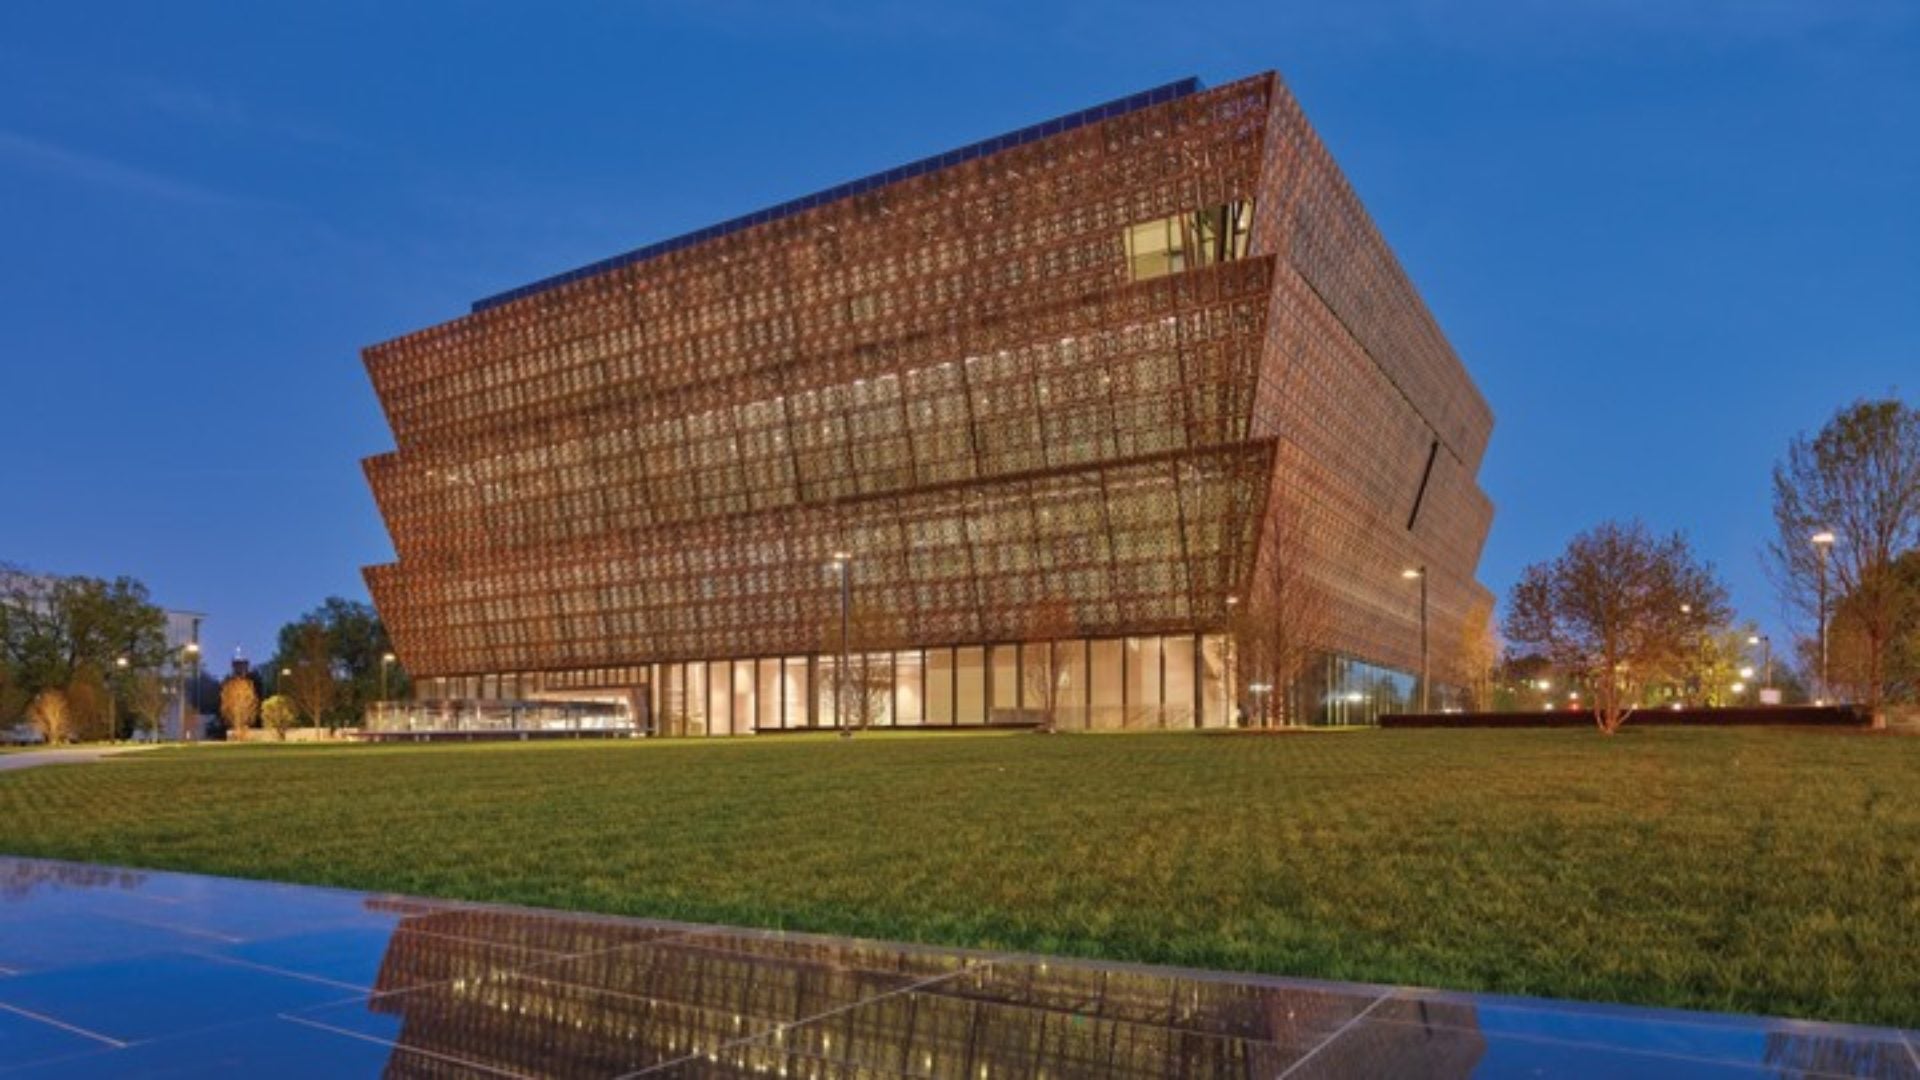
[1,2,1914,666]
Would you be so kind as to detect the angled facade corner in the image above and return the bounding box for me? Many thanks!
[358,70,1494,735]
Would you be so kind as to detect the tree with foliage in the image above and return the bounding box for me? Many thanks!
[1818,550,1920,708]
[0,568,169,702]
[220,676,259,739]
[27,688,71,744]
[0,662,27,729]
[260,695,298,740]
[1677,623,1768,707]
[283,622,337,730]
[1768,398,1920,721]
[268,598,405,725]
[1506,520,1731,734]
[64,665,111,742]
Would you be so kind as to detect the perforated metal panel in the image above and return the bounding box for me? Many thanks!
[361,72,1494,694]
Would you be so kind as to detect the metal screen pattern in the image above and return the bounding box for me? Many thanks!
[362,72,1494,692]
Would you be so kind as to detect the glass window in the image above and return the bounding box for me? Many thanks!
[1125,636,1162,710]
[894,650,924,725]
[663,663,685,738]
[927,648,954,724]
[732,661,754,734]
[709,662,732,737]
[1090,639,1123,730]
[1163,635,1195,728]
[1123,200,1254,283]
[955,646,985,725]
[989,644,1018,720]
[686,662,708,737]
[1057,640,1086,728]
[850,653,892,729]
[1200,635,1231,728]
[782,657,809,729]
[757,659,779,730]
[817,655,842,729]
[1124,218,1181,281]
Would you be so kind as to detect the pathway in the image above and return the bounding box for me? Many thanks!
[0,746,155,773]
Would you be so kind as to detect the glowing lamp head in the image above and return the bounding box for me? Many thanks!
[1811,531,1836,546]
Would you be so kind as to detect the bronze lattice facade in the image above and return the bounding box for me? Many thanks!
[361,72,1494,731]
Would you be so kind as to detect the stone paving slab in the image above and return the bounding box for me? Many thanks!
[0,856,1912,1077]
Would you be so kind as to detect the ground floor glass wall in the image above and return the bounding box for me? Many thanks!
[650,633,1229,735]
[403,638,1422,733]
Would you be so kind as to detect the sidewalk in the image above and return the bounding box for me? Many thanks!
[0,745,157,773]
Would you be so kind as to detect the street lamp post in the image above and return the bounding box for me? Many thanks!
[177,642,200,743]
[1811,531,1836,702]
[1747,634,1772,697]
[1402,566,1429,713]
[380,652,397,728]
[108,655,128,743]
[830,551,851,736]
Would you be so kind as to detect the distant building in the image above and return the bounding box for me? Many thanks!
[0,566,204,740]
[361,72,1494,734]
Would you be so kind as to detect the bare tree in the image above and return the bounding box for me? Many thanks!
[125,671,170,741]
[1768,398,1920,722]
[822,603,899,733]
[220,676,259,739]
[1021,599,1080,732]
[1506,520,1730,734]
[284,623,337,731]
[1232,488,1334,727]
[1444,604,1500,713]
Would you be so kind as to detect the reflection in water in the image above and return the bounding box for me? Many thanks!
[0,859,147,900]
[1,857,1906,1078]
[1766,1031,1916,1078]
[356,904,1488,1078]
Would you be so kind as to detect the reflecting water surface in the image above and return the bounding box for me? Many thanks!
[0,856,1911,1077]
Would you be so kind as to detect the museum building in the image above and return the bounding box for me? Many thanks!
[360,71,1495,735]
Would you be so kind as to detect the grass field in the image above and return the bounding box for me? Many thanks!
[1,728,1915,1027]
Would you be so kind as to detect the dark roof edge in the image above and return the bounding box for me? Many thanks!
[471,77,1203,313]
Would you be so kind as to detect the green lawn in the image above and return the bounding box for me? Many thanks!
[1,729,1915,1027]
